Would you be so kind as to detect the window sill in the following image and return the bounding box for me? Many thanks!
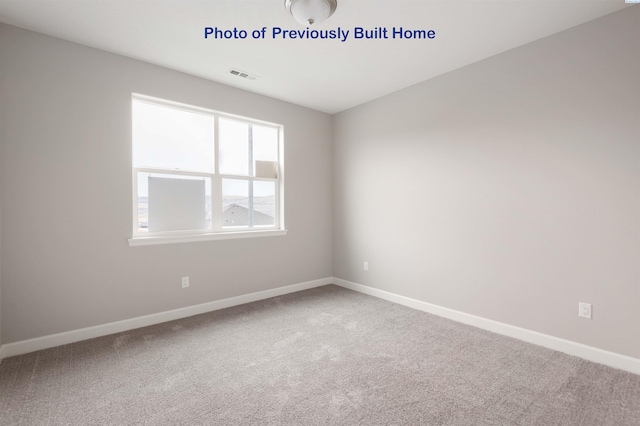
[128,229,287,247]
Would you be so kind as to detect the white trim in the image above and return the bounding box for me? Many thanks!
[333,278,640,375]
[0,277,331,361]
[4,276,637,375]
[128,229,287,246]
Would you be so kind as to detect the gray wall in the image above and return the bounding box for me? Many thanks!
[333,8,640,358]
[0,24,333,344]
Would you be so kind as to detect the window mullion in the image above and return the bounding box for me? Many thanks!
[212,115,222,232]
[248,179,254,228]
[248,125,254,228]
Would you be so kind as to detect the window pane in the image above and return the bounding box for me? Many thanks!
[222,178,249,227]
[137,171,211,233]
[219,118,249,176]
[253,181,275,226]
[253,125,278,164]
[133,101,214,173]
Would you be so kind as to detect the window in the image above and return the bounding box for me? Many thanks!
[129,94,285,246]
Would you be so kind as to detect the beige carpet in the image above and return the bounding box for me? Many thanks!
[1,285,639,425]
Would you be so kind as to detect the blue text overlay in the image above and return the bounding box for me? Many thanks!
[204,27,436,42]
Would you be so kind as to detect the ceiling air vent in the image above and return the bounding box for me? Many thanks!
[229,69,257,81]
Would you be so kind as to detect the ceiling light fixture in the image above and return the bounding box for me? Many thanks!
[285,0,337,27]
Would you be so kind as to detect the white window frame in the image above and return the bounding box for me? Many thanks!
[128,94,286,246]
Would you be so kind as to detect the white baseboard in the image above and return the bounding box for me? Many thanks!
[333,277,640,375]
[0,277,332,361]
[4,276,639,375]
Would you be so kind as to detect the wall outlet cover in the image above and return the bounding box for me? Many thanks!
[578,302,592,319]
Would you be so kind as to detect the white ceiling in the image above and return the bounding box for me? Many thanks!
[0,1,631,114]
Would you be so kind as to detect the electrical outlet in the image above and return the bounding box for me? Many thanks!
[578,302,591,319]
[181,276,189,288]
[363,261,369,271]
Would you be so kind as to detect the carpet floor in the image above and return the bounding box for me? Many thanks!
[1,284,639,425]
